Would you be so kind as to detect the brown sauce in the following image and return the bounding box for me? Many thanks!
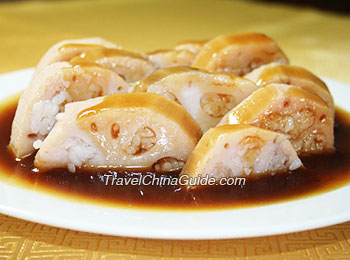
[0,97,349,210]
[256,64,327,89]
[58,43,106,52]
[70,48,149,64]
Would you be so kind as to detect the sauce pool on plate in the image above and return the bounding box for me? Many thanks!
[0,97,349,210]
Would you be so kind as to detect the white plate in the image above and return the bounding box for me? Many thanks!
[0,68,349,240]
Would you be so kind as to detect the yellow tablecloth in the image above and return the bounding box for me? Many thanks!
[0,0,349,258]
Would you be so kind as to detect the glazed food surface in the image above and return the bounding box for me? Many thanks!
[0,99,349,209]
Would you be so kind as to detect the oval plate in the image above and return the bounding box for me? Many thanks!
[0,68,349,240]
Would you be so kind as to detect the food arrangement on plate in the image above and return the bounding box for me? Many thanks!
[2,32,348,208]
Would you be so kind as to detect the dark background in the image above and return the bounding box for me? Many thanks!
[254,0,350,13]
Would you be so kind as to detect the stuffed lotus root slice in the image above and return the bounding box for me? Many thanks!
[130,66,258,132]
[239,135,264,171]
[192,33,288,76]
[245,63,334,114]
[70,48,156,83]
[148,40,207,69]
[34,93,202,172]
[148,49,198,69]
[78,115,158,157]
[124,127,157,155]
[200,93,236,118]
[161,91,181,104]
[261,109,314,138]
[153,157,185,173]
[36,37,117,71]
[180,125,302,186]
[174,40,207,53]
[9,61,128,158]
[218,84,334,155]
[130,83,181,104]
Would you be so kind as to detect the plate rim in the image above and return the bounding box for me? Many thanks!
[0,68,349,240]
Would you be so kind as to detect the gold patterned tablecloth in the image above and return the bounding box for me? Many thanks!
[0,0,349,259]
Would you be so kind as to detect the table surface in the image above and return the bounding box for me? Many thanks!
[0,0,349,259]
